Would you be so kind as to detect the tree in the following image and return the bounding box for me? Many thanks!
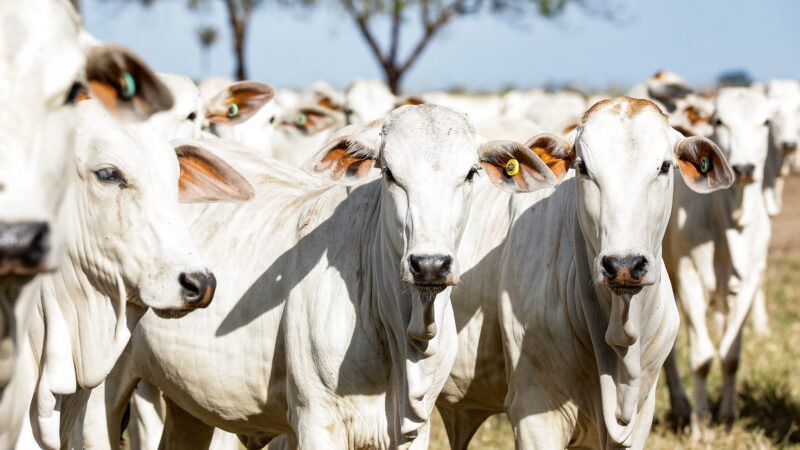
[337,0,592,93]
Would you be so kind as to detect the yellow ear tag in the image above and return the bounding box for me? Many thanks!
[505,159,520,176]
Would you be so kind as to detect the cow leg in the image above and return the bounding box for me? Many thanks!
[158,397,214,450]
[406,421,432,450]
[130,380,167,450]
[674,269,714,436]
[266,434,297,450]
[290,410,347,449]
[436,406,491,450]
[749,278,771,337]
[662,346,690,429]
[505,360,568,449]
[718,328,743,427]
[626,384,657,450]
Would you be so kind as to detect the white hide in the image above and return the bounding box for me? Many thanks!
[2,100,250,449]
[101,105,556,450]
[438,97,732,449]
[345,78,397,124]
[663,86,775,434]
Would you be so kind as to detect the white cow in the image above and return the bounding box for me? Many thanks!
[663,87,776,434]
[345,78,398,124]
[0,99,252,449]
[0,0,172,432]
[271,104,347,167]
[749,79,800,336]
[437,97,732,449]
[100,105,556,449]
[628,70,693,113]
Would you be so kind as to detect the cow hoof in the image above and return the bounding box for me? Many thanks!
[669,396,691,431]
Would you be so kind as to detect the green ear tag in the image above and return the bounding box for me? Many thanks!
[699,156,711,174]
[295,112,308,127]
[227,103,239,118]
[506,159,520,176]
[119,72,136,99]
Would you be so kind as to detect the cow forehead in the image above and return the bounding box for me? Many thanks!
[0,0,84,103]
[716,88,771,125]
[77,101,178,181]
[381,104,477,174]
[579,98,672,162]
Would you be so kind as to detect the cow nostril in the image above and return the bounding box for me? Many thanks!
[783,142,798,152]
[601,256,620,279]
[408,255,452,284]
[629,256,648,280]
[179,272,216,306]
[0,222,50,269]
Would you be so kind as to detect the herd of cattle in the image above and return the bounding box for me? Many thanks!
[2,1,800,449]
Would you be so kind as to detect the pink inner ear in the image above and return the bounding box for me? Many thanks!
[178,154,253,202]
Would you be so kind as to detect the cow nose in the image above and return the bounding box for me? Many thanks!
[408,254,452,285]
[0,222,49,276]
[601,255,648,285]
[179,272,216,308]
[782,142,798,153]
[732,164,755,181]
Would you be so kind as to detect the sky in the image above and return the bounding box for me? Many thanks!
[81,0,800,94]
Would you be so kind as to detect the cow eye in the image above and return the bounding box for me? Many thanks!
[659,161,672,175]
[186,112,197,121]
[764,119,771,126]
[465,167,479,182]
[94,167,128,188]
[713,117,724,126]
[383,167,396,183]
[65,82,88,105]
[576,160,588,176]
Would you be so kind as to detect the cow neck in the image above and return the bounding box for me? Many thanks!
[717,178,766,229]
[369,195,455,447]
[28,254,145,449]
[569,205,670,448]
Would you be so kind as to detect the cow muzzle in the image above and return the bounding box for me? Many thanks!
[405,253,458,292]
[782,141,798,155]
[179,271,216,309]
[731,164,756,184]
[599,253,654,296]
[0,222,50,277]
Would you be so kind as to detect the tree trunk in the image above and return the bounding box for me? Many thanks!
[385,66,402,95]
[233,22,247,80]
[223,0,248,81]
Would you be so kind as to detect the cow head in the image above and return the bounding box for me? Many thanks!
[147,73,207,140]
[69,101,252,315]
[273,105,347,166]
[712,87,775,185]
[307,104,556,344]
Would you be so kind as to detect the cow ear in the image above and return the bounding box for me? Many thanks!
[673,134,734,193]
[305,136,379,183]
[205,81,275,124]
[85,45,174,120]
[173,141,255,202]
[523,133,574,182]
[479,140,557,193]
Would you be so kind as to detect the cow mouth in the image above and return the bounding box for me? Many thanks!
[608,285,643,296]
[152,308,192,319]
[412,283,447,295]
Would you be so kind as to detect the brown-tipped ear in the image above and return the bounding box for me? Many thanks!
[479,140,557,193]
[306,136,378,183]
[206,81,275,124]
[523,133,574,181]
[174,142,255,202]
[85,45,174,120]
[674,135,734,193]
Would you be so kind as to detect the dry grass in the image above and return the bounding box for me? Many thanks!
[428,255,800,449]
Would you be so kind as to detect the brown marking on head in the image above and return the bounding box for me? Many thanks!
[582,97,668,124]
[653,70,667,80]
[396,96,426,107]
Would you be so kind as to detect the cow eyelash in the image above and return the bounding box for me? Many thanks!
[94,167,129,188]
[659,161,672,175]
